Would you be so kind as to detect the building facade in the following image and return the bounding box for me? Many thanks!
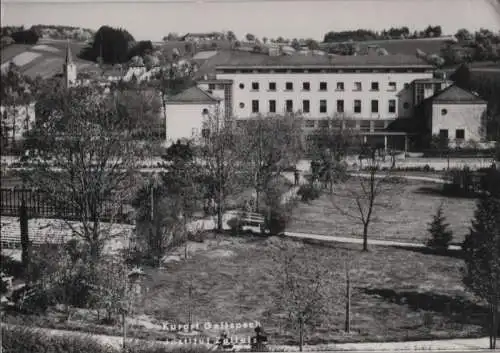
[165,51,488,150]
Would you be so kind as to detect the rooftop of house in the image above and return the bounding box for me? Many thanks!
[429,85,487,104]
[168,86,221,104]
[214,51,432,69]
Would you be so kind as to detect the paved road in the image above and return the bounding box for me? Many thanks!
[284,231,461,250]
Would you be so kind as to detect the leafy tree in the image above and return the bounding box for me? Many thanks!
[450,64,472,90]
[426,203,453,250]
[199,108,241,231]
[463,169,500,349]
[245,33,256,42]
[309,115,359,193]
[79,25,135,64]
[24,84,153,272]
[455,28,473,42]
[291,38,301,50]
[237,114,303,212]
[305,38,320,50]
[128,40,153,60]
[10,29,39,44]
[226,30,237,41]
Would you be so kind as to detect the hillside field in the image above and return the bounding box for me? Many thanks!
[0,39,94,79]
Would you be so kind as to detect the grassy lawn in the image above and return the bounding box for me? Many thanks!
[288,180,476,245]
[137,235,483,344]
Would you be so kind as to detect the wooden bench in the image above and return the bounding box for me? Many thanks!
[228,210,267,234]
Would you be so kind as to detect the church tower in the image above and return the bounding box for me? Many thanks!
[63,41,77,89]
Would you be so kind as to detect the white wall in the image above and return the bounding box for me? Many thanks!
[216,71,433,120]
[165,102,220,145]
[431,103,487,143]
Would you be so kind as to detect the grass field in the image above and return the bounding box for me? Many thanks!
[287,180,477,245]
[136,235,483,344]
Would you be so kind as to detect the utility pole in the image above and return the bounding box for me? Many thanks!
[345,256,351,333]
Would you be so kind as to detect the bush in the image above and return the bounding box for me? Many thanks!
[10,29,39,44]
[427,204,453,250]
[297,184,321,202]
[265,206,292,236]
[227,216,243,236]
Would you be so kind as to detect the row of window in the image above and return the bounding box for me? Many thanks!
[245,99,398,114]
[440,129,466,140]
[234,118,389,131]
[240,81,410,92]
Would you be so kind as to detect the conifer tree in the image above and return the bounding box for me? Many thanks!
[427,203,453,250]
[463,169,500,349]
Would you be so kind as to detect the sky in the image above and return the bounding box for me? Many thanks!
[1,0,500,42]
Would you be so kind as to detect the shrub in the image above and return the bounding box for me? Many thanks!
[427,204,453,250]
[227,216,243,236]
[297,184,321,202]
[265,205,293,236]
[10,29,39,44]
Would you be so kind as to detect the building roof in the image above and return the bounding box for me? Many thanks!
[168,86,221,104]
[214,51,432,69]
[430,85,487,104]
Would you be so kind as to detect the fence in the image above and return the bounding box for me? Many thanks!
[0,188,129,222]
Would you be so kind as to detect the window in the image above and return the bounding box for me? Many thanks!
[371,82,379,91]
[208,83,216,90]
[336,82,344,91]
[374,120,385,131]
[239,83,245,89]
[388,99,396,113]
[441,108,448,115]
[360,120,370,131]
[371,100,379,113]
[285,82,293,91]
[388,82,396,91]
[346,120,357,129]
[239,102,245,109]
[319,100,327,113]
[424,83,432,90]
[439,129,449,140]
[403,102,410,109]
[331,119,342,130]
[269,100,276,113]
[251,82,259,91]
[354,100,362,113]
[202,108,209,115]
[302,100,310,113]
[302,82,310,91]
[269,82,276,91]
[319,82,327,91]
[456,129,465,139]
[404,83,410,89]
[286,100,293,113]
[319,120,329,128]
[337,100,344,113]
[252,100,259,113]
[305,119,315,128]
[354,82,362,91]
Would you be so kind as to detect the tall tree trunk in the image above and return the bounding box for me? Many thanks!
[345,260,351,333]
[362,223,369,252]
[299,317,304,352]
[122,311,127,352]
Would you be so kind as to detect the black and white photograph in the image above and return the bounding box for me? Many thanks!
[1,0,500,352]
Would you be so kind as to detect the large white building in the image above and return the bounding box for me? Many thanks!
[165,51,487,150]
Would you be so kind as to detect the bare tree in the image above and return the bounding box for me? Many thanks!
[271,240,336,351]
[332,148,396,251]
[24,84,154,272]
[237,114,303,212]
